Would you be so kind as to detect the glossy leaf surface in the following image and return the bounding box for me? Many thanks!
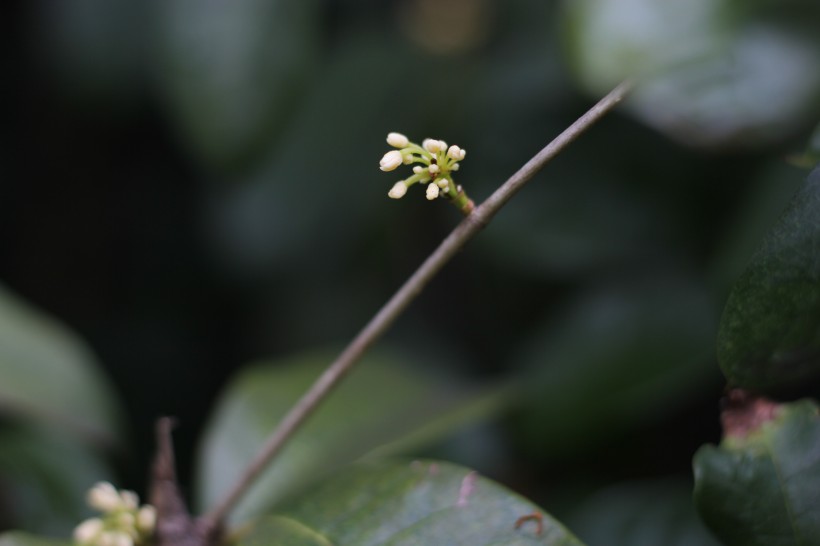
[717,166,820,391]
[196,351,503,523]
[693,399,820,546]
[238,460,584,546]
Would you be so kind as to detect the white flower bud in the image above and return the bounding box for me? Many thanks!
[379,150,404,171]
[428,164,440,174]
[388,182,408,199]
[386,132,409,148]
[447,145,466,160]
[412,165,424,174]
[74,518,104,544]
[120,490,139,511]
[423,139,443,153]
[435,178,449,189]
[88,482,122,512]
[451,162,460,171]
[426,182,440,200]
[137,505,157,533]
[402,153,413,164]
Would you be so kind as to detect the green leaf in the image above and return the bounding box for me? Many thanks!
[564,0,820,147]
[567,479,720,546]
[196,351,505,524]
[156,0,320,169]
[238,460,584,546]
[0,533,70,546]
[513,277,717,458]
[693,399,820,546]
[717,166,820,392]
[0,426,114,536]
[0,283,121,446]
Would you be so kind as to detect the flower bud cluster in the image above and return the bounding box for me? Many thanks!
[379,132,467,205]
[73,482,156,546]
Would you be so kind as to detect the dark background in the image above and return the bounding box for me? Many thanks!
[1,0,819,542]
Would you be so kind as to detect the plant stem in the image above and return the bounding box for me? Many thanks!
[201,80,632,527]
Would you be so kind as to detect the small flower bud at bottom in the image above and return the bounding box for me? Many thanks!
[388,182,407,199]
[74,518,104,544]
[88,482,122,512]
[137,506,157,533]
[379,150,403,171]
[386,132,409,148]
[120,491,139,511]
[426,183,440,200]
[428,164,440,174]
[435,178,449,189]
[451,163,460,171]
[402,154,413,164]
[412,165,424,174]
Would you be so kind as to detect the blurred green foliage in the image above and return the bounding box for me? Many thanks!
[1,0,819,543]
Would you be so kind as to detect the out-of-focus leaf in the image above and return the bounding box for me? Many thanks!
[693,398,820,546]
[717,166,820,391]
[514,277,717,458]
[564,0,820,147]
[0,283,121,446]
[196,351,506,524]
[156,0,320,168]
[238,460,584,546]
[0,533,70,546]
[0,426,113,536]
[567,479,720,546]
[29,0,147,104]
[204,30,440,281]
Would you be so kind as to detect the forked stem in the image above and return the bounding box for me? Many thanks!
[201,80,632,527]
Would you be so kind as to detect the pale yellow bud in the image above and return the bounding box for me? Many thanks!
[386,132,409,148]
[88,482,122,512]
[447,145,466,160]
[74,518,104,544]
[379,150,404,171]
[423,139,444,153]
[426,182,440,200]
[428,164,440,174]
[120,490,139,511]
[435,178,449,189]
[388,182,408,199]
[412,165,424,174]
[137,506,157,533]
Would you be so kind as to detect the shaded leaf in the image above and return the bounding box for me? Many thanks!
[0,283,121,446]
[514,277,717,458]
[0,533,70,546]
[564,0,820,147]
[717,166,820,392]
[239,460,584,546]
[156,0,320,169]
[693,398,820,546]
[196,351,505,524]
[0,425,113,536]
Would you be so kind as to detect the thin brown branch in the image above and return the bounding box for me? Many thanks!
[201,80,632,527]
